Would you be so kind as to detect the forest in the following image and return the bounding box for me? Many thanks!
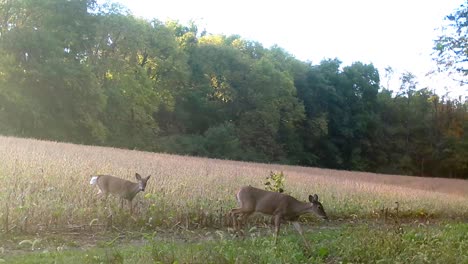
[0,0,466,178]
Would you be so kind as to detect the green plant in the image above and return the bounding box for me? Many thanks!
[264,171,285,193]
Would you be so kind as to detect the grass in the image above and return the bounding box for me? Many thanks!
[2,222,467,263]
[0,135,467,263]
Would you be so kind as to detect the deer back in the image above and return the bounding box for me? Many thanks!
[237,186,327,220]
[237,186,301,215]
[96,175,139,200]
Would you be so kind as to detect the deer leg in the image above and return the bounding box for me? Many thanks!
[236,213,244,231]
[96,189,106,200]
[270,216,275,227]
[98,192,108,208]
[230,208,251,230]
[292,221,310,249]
[229,208,242,230]
[240,212,253,232]
[274,214,282,245]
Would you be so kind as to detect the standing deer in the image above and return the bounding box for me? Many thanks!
[89,173,151,212]
[230,185,328,245]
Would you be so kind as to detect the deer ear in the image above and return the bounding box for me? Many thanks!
[135,173,142,180]
[309,194,319,202]
[146,175,151,180]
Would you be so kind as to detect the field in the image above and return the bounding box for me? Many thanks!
[0,135,467,263]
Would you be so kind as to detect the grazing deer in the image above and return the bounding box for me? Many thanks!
[230,185,328,245]
[89,173,151,212]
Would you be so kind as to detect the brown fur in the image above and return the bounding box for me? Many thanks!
[230,186,327,245]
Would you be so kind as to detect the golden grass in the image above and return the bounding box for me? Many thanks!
[0,135,467,233]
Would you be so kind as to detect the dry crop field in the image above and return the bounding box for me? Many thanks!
[0,135,467,263]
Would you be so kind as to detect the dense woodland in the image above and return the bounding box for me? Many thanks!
[0,0,467,178]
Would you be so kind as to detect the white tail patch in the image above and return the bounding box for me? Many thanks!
[90,176,98,185]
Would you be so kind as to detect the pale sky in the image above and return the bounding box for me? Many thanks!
[108,0,467,98]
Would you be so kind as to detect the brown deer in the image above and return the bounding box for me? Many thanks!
[230,185,328,245]
[89,173,151,212]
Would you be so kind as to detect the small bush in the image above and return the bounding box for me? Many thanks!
[264,171,285,193]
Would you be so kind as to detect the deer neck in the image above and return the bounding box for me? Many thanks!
[291,200,312,216]
[125,182,141,200]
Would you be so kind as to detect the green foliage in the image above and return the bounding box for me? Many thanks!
[434,2,468,83]
[0,0,466,178]
[4,223,468,263]
[203,122,243,159]
[332,223,468,263]
[264,171,285,193]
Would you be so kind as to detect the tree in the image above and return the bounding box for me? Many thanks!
[0,0,106,143]
[433,2,468,84]
[295,59,342,166]
[88,11,189,149]
[430,96,468,178]
[0,0,466,178]
[180,35,305,161]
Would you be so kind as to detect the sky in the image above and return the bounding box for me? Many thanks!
[107,0,467,98]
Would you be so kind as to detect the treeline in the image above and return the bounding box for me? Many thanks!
[0,0,466,178]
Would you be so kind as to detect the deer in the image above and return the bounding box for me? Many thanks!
[89,173,151,213]
[230,185,328,246]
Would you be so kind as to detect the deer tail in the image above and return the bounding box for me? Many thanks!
[89,175,99,185]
